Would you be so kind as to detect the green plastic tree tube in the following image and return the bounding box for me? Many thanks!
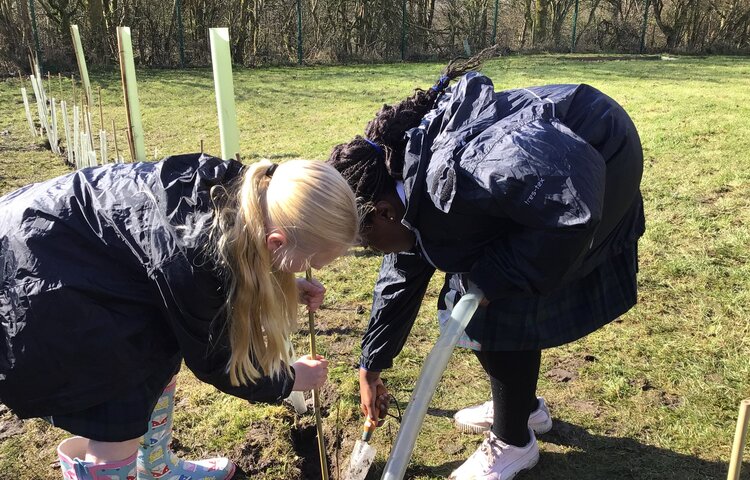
[70,25,92,108]
[210,28,241,161]
[117,26,146,162]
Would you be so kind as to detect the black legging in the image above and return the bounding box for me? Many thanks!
[474,349,542,447]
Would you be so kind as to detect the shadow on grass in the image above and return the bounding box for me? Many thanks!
[370,420,742,479]
[347,248,382,258]
[316,325,359,336]
[425,407,458,419]
[532,419,742,479]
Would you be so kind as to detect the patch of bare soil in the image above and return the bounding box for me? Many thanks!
[0,403,25,441]
[546,353,597,383]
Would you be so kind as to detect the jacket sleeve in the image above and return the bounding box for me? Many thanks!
[466,118,606,301]
[151,256,295,403]
[361,251,436,371]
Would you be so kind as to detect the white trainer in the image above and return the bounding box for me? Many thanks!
[454,397,552,435]
[449,430,539,480]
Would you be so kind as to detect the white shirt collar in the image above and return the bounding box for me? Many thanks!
[395,180,406,206]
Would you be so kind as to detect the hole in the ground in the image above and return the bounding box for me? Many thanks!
[291,416,332,479]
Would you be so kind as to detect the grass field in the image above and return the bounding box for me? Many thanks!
[1,54,749,480]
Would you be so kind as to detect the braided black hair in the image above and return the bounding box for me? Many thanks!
[328,47,499,213]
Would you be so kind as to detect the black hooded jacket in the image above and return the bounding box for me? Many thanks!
[360,73,645,370]
[0,154,295,418]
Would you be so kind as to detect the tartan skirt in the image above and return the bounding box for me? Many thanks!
[443,243,639,352]
[44,362,180,442]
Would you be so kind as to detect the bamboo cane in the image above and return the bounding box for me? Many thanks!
[71,75,77,111]
[86,103,95,153]
[305,267,329,480]
[728,399,750,480]
[112,119,122,163]
[98,88,106,163]
[98,87,105,131]
[100,130,108,164]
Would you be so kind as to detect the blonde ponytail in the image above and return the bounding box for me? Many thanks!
[211,159,357,386]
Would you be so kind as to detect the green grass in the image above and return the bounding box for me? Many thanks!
[1,54,749,479]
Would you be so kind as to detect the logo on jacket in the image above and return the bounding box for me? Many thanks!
[524,178,545,205]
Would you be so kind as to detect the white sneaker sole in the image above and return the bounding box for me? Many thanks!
[454,420,490,434]
[454,417,553,435]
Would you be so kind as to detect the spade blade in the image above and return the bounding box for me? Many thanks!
[344,440,377,480]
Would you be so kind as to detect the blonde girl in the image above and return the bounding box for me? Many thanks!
[0,153,358,480]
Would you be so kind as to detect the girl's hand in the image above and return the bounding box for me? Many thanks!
[359,368,389,426]
[297,277,326,312]
[292,354,329,391]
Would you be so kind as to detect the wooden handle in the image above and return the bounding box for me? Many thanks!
[306,268,317,357]
[728,399,750,480]
[305,267,328,480]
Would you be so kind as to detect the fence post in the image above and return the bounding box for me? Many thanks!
[297,0,303,65]
[571,0,579,52]
[640,0,650,53]
[28,0,42,72]
[492,0,499,44]
[176,0,185,67]
[401,0,407,60]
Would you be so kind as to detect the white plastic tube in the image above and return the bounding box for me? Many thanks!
[21,88,36,136]
[80,131,88,167]
[30,75,49,134]
[283,341,307,414]
[381,284,483,480]
[61,101,73,165]
[50,98,59,154]
[287,391,308,414]
[73,106,80,168]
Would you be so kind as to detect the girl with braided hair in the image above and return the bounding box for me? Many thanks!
[328,57,645,478]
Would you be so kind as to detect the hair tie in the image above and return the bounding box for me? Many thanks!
[265,163,278,177]
[364,138,384,158]
[430,75,451,92]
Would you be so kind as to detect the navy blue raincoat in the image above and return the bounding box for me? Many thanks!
[361,73,645,370]
[0,154,295,419]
